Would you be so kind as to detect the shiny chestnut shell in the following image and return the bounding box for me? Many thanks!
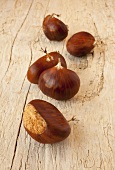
[23,99,71,144]
[43,15,68,41]
[38,65,80,100]
[66,31,95,57]
[27,52,67,84]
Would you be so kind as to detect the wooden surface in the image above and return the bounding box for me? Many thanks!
[0,0,115,170]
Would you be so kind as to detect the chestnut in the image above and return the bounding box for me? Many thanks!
[23,99,71,144]
[43,14,68,41]
[38,59,80,100]
[66,31,95,57]
[27,51,67,84]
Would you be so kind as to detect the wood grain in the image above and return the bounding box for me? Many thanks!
[0,0,115,169]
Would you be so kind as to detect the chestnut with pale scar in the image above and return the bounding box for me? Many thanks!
[23,99,71,144]
[23,104,47,135]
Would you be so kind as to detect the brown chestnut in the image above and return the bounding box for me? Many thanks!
[66,31,95,57]
[38,59,80,100]
[23,99,71,144]
[27,51,67,84]
[43,14,68,41]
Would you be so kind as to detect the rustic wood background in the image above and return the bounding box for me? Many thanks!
[0,0,115,170]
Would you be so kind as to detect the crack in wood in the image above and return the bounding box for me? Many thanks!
[96,135,105,169]
[9,84,31,170]
[88,13,102,41]
[93,22,99,36]
[3,0,33,79]
[25,138,31,170]
[51,147,56,169]
[19,159,22,170]
[103,124,113,153]
[83,150,95,168]
[91,51,94,60]
[96,51,105,94]
[9,25,39,169]
[0,22,7,34]
[79,40,106,104]
[36,144,40,170]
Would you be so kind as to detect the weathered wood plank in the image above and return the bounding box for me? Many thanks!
[0,0,50,169]
[0,0,115,170]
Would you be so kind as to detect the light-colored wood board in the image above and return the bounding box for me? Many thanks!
[0,0,115,170]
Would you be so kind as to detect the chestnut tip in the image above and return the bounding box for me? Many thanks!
[51,13,61,18]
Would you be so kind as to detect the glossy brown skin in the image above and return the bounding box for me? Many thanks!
[27,52,67,84]
[66,31,95,57]
[38,67,80,100]
[24,100,71,144]
[43,15,68,41]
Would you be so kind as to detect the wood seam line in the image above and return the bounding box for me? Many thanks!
[10,84,31,170]
[9,0,34,169]
[2,0,34,80]
[9,0,51,168]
